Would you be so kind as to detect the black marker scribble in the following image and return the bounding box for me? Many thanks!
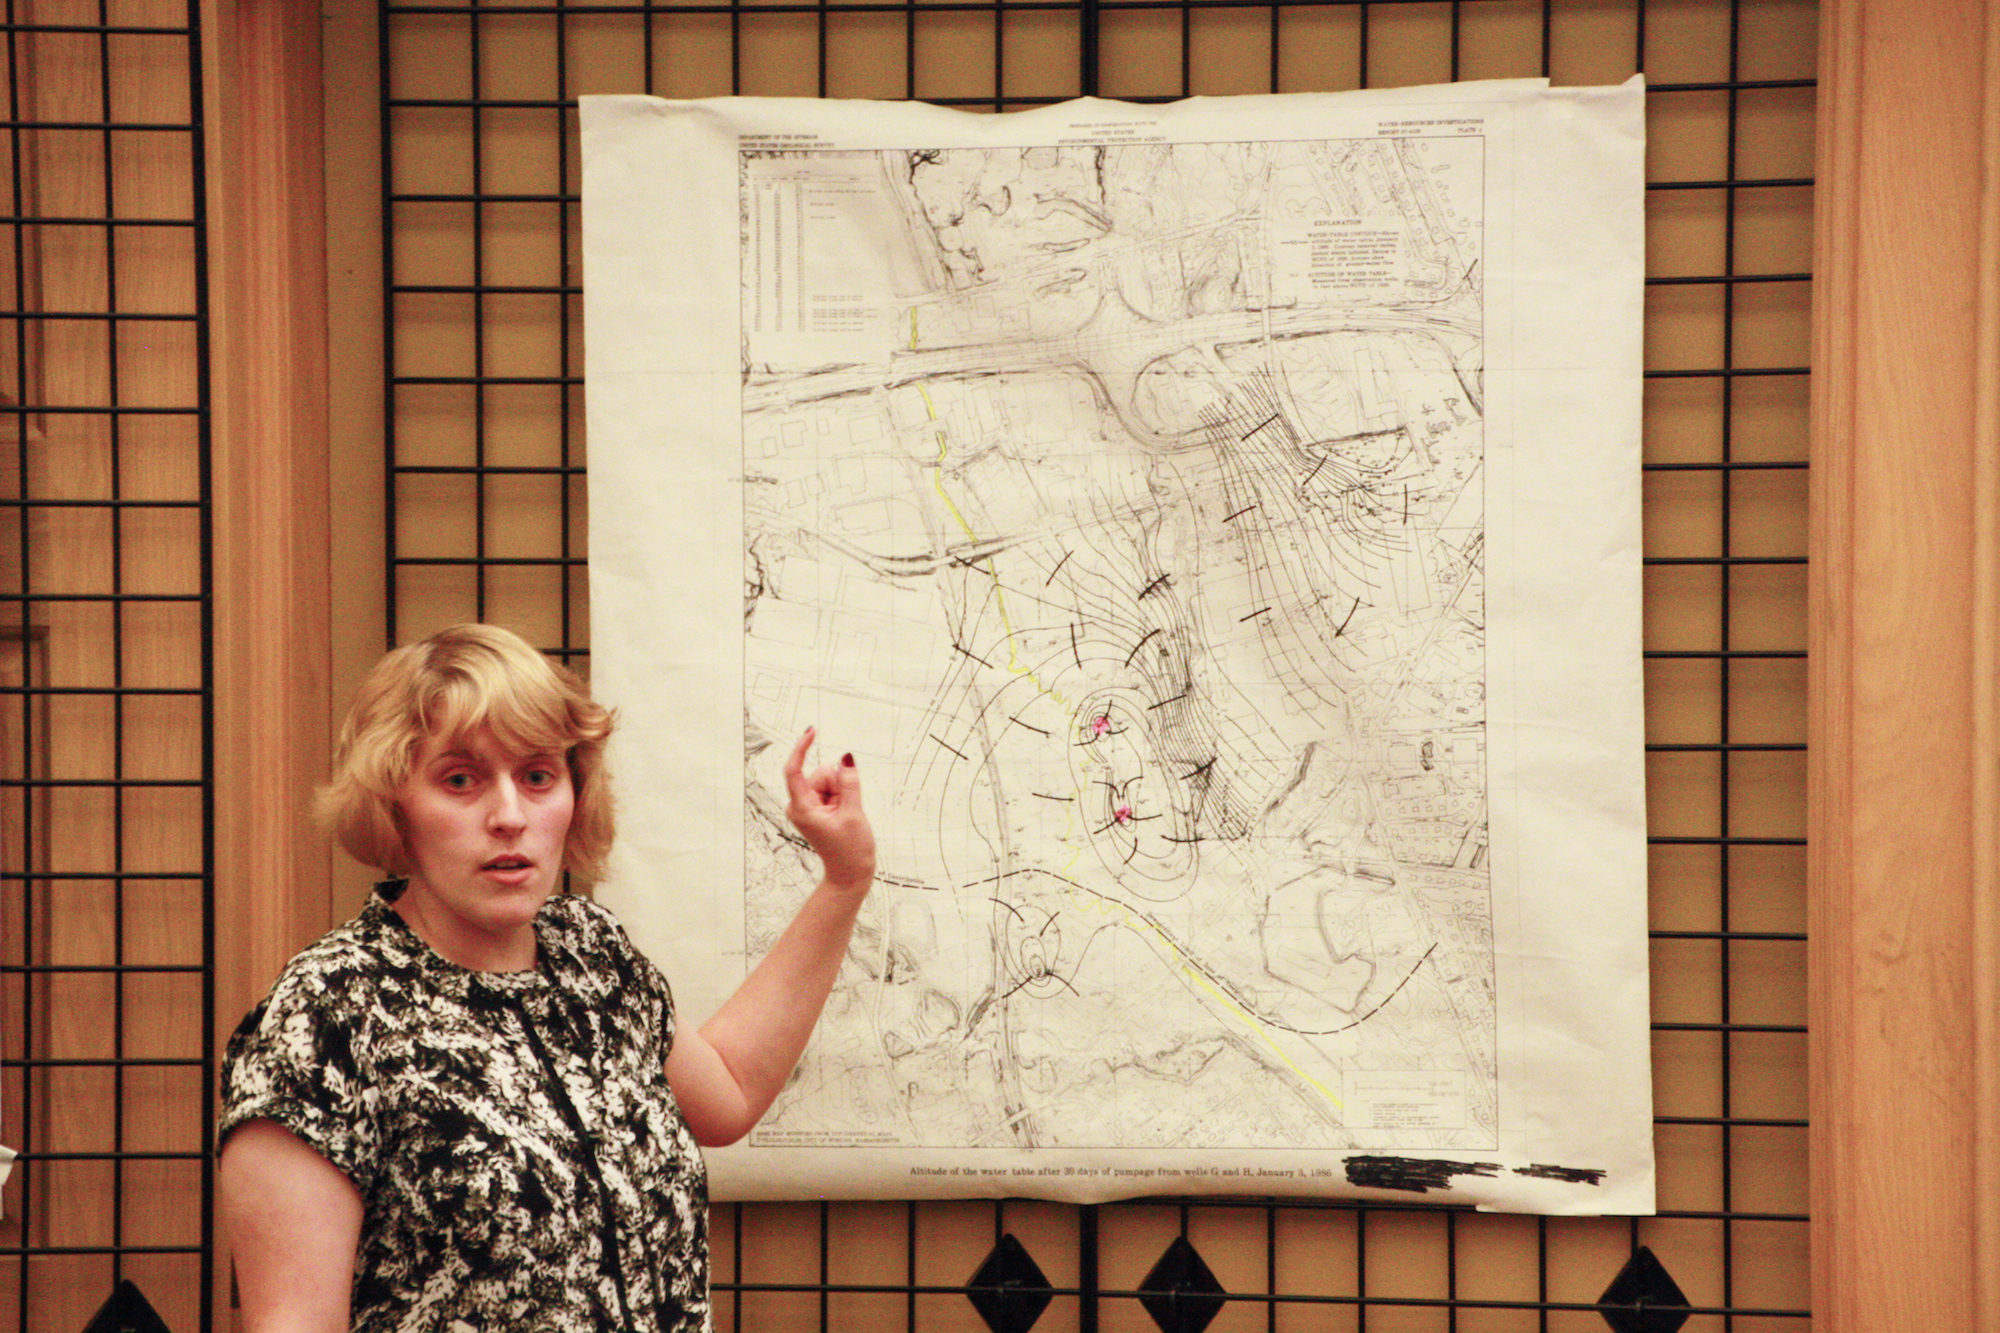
[1345,1156,1503,1194]
[1513,1164,1605,1186]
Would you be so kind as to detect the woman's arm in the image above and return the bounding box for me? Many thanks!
[668,727,877,1146]
[219,1119,362,1333]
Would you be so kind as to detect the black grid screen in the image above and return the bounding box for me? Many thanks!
[379,1,1812,1328]
[0,1,215,1330]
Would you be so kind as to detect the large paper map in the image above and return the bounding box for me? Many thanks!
[581,82,1653,1213]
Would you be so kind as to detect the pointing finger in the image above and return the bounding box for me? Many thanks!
[783,727,816,804]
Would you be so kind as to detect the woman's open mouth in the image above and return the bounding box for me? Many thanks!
[481,855,536,882]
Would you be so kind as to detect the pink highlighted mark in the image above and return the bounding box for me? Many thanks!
[1113,805,1133,825]
[1089,715,1111,737]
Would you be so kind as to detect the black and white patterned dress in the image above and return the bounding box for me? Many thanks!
[220,888,711,1333]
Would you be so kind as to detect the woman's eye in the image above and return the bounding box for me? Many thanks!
[523,767,560,789]
[442,772,477,791]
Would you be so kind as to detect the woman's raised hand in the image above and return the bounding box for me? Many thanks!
[673,727,882,1144]
[783,727,876,893]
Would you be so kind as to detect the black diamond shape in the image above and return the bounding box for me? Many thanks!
[1137,1235,1228,1333]
[966,1232,1055,1333]
[1598,1246,1692,1333]
[81,1279,172,1333]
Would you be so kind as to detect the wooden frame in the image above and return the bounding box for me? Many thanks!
[1808,0,2000,1327]
[1981,2,2000,1318]
[206,0,333,1019]
[204,0,333,1309]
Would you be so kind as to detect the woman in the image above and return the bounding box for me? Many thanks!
[218,623,875,1333]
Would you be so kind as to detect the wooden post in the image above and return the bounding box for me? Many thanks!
[202,0,333,1318]
[1809,0,2000,1327]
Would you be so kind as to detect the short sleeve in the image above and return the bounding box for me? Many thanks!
[218,968,380,1194]
[622,921,677,1053]
[560,894,676,1055]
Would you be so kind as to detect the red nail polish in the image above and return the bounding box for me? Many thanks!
[841,753,855,767]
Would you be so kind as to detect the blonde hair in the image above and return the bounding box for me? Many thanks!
[318,624,616,880]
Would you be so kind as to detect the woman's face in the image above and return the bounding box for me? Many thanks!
[392,725,575,971]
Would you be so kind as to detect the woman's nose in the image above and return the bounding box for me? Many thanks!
[487,776,528,831]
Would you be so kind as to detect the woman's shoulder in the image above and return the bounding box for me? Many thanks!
[251,902,427,1018]
[539,889,633,949]
[539,892,669,1000]
[299,898,423,970]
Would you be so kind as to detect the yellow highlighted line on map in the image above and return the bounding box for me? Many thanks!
[1071,892,1346,1112]
[916,384,976,543]
[1185,961,1347,1112]
[916,385,1086,866]
[915,384,1067,699]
